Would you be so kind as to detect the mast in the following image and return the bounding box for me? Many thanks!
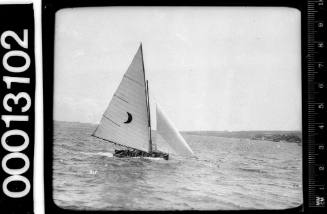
[146,80,152,152]
[140,43,153,153]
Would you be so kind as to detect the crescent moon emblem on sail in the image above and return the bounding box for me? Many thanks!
[124,112,133,124]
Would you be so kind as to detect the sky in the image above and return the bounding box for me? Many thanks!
[54,7,301,131]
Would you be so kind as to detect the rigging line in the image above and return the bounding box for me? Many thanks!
[91,134,147,152]
[102,114,121,127]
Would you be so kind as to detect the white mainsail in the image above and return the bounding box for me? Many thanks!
[92,45,150,152]
[156,104,194,156]
[93,44,194,157]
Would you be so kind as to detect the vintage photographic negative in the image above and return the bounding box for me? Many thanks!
[52,7,302,210]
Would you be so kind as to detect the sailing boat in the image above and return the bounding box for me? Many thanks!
[92,44,193,160]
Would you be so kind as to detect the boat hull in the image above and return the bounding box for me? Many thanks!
[114,149,169,160]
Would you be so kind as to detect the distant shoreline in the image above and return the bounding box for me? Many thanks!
[54,120,301,144]
[184,131,301,144]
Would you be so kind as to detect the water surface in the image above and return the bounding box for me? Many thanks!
[53,121,302,210]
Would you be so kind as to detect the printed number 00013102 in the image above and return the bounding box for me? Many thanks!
[1,29,32,198]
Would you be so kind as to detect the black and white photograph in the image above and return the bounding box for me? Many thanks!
[52,7,302,210]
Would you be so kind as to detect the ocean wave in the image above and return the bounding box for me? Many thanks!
[53,121,302,210]
[79,151,114,158]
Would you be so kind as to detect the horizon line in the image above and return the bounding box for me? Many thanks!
[53,120,302,133]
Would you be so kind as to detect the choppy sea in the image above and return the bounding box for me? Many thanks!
[53,121,302,210]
